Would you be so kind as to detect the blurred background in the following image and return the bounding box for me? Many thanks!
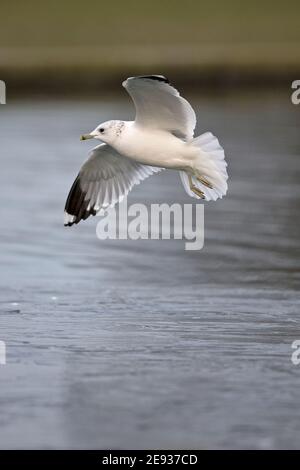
[0,0,300,450]
[1,0,300,92]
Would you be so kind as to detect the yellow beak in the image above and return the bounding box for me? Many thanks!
[80,134,94,141]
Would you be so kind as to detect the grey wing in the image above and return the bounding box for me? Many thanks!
[123,75,196,140]
[64,143,162,226]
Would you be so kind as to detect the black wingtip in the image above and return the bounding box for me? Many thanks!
[136,75,170,84]
[64,175,98,226]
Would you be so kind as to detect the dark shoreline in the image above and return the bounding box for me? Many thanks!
[1,43,299,94]
[3,68,299,97]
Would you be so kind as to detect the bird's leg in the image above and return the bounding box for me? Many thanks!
[188,175,205,199]
[196,176,213,189]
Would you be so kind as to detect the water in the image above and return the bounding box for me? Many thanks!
[0,90,299,449]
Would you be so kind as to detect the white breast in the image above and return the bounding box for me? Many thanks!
[114,123,190,170]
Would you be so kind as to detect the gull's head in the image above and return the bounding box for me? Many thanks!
[80,120,124,145]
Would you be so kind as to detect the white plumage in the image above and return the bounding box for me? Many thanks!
[123,75,196,140]
[64,75,228,226]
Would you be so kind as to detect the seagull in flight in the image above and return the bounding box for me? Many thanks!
[64,75,228,226]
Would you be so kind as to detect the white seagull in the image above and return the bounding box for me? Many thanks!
[64,75,228,226]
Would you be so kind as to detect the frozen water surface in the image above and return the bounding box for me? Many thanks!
[0,90,299,449]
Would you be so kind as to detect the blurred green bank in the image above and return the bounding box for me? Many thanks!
[1,0,299,92]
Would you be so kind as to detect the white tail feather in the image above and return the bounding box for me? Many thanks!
[180,132,228,201]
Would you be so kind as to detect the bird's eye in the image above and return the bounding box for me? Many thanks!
[99,128,104,133]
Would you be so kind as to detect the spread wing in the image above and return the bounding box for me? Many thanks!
[122,75,196,140]
[64,143,162,226]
